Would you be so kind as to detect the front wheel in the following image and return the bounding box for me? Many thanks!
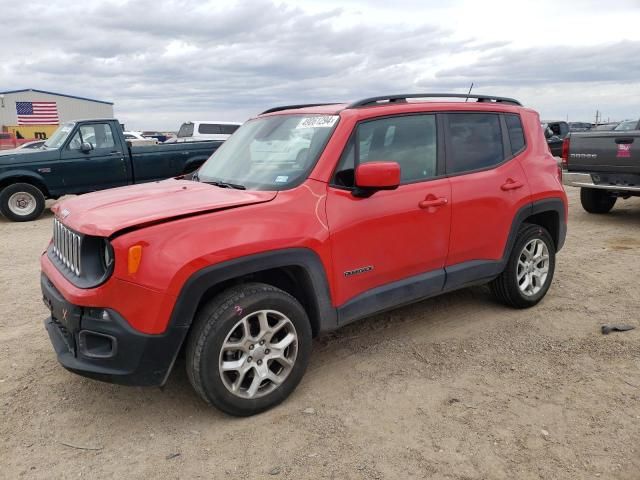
[185,283,312,416]
[580,188,616,214]
[0,183,46,222]
[490,223,556,309]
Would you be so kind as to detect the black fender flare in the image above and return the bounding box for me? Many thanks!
[510,197,567,254]
[167,247,337,334]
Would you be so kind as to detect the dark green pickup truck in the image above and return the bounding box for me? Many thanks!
[0,119,222,221]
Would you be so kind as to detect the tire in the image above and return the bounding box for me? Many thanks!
[580,188,616,214]
[0,183,46,222]
[490,223,556,309]
[185,282,312,416]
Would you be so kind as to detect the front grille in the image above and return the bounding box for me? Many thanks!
[52,218,82,275]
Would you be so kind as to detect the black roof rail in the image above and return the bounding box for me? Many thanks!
[260,103,340,115]
[348,93,522,108]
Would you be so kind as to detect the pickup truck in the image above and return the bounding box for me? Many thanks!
[563,119,640,213]
[0,119,222,221]
[542,120,570,157]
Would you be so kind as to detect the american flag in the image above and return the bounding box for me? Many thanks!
[16,101,59,125]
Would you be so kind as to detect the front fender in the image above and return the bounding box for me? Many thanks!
[0,169,50,195]
[167,248,337,334]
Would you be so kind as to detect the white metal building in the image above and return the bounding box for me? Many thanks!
[0,88,114,139]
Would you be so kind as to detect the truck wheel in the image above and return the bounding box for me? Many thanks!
[580,188,616,214]
[0,183,46,222]
[185,283,312,416]
[490,223,556,309]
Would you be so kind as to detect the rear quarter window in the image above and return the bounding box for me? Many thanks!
[505,114,526,154]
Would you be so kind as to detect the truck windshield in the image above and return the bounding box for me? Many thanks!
[44,123,75,148]
[177,123,194,138]
[197,114,338,190]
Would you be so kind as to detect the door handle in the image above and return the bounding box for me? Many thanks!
[501,179,524,191]
[615,138,634,144]
[110,151,122,155]
[419,195,448,209]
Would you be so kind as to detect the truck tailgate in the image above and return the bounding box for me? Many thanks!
[568,132,640,174]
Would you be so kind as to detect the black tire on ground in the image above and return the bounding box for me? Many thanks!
[490,223,556,309]
[0,183,46,222]
[580,188,616,214]
[185,282,312,417]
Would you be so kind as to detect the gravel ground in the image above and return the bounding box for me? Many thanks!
[1,186,639,479]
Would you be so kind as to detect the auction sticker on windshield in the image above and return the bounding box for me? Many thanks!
[296,116,338,129]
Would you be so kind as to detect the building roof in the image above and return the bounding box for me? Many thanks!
[0,88,113,105]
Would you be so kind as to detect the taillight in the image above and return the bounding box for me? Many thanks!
[561,137,570,168]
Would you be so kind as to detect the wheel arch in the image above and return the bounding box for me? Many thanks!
[0,171,50,198]
[169,248,337,339]
[505,198,567,259]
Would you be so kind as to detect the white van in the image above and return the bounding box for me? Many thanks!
[176,121,242,142]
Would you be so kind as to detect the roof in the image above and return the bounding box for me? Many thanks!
[260,94,523,117]
[187,121,243,125]
[0,88,113,105]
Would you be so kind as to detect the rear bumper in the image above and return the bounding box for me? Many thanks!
[41,273,188,386]
[563,171,640,192]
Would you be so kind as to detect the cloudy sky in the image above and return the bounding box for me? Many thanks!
[2,0,640,130]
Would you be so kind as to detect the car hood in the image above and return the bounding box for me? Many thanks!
[53,179,277,237]
[0,148,52,163]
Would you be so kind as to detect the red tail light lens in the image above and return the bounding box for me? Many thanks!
[561,137,570,168]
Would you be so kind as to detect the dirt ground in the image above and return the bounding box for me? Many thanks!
[1,186,639,479]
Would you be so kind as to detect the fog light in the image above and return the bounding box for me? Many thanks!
[86,308,111,321]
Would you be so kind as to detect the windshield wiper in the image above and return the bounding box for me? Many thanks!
[203,180,246,190]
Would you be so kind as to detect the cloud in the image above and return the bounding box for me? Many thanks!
[1,0,638,128]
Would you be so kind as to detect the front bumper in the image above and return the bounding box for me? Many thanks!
[41,273,188,386]
[563,171,640,192]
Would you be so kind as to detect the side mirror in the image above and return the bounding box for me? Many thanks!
[80,142,93,153]
[544,128,552,139]
[353,161,401,197]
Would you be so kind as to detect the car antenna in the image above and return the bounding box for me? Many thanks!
[465,82,474,102]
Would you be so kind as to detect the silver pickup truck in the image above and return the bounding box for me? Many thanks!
[563,119,640,213]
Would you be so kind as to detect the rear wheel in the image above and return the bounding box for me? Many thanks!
[490,223,556,309]
[0,183,46,222]
[580,188,616,214]
[185,283,312,416]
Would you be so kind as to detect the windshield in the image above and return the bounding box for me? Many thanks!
[197,114,338,190]
[177,123,194,138]
[44,122,75,148]
[614,120,638,131]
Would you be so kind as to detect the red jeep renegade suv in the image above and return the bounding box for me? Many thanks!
[41,94,567,416]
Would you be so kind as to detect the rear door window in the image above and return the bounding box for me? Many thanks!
[445,113,505,174]
[198,124,221,134]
